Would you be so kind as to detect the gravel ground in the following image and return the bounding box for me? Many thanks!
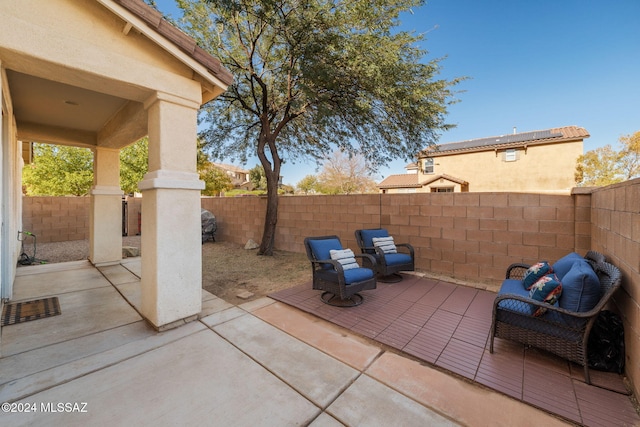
[19,236,142,264]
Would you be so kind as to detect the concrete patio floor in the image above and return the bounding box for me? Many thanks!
[1,260,574,426]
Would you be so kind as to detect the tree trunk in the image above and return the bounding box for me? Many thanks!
[258,169,279,255]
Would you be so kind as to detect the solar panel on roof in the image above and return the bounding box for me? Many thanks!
[434,129,563,152]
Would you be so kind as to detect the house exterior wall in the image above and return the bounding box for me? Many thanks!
[424,180,463,193]
[418,140,583,194]
[1,67,24,302]
[381,187,419,194]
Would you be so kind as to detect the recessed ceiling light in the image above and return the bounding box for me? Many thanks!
[64,100,79,106]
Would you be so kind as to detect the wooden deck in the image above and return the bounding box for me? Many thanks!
[270,273,639,426]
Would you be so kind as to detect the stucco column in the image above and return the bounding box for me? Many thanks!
[139,92,204,329]
[89,147,123,265]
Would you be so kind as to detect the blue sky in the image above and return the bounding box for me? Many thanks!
[153,0,640,185]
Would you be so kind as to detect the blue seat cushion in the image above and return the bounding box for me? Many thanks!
[552,252,583,280]
[360,229,389,251]
[383,253,412,266]
[497,278,562,317]
[558,260,600,312]
[497,279,534,315]
[343,267,375,284]
[499,279,529,297]
[308,238,342,261]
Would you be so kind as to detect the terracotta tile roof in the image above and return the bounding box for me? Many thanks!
[378,174,421,189]
[378,173,469,189]
[112,0,234,86]
[422,126,590,157]
[212,163,250,174]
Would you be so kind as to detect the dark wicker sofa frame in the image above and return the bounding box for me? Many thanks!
[489,251,622,384]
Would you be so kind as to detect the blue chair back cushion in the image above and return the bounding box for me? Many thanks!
[552,252,583,280]
[360,229,389,251]
[558,260,601,312]
[308,238,342,261]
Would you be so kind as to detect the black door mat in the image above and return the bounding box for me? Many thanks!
[2,297,61,326]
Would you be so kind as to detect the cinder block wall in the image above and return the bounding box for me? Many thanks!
[21,196,90,242]
[589,178,640,398]
[202,192,587,289]
[23,191,591,286]
[22,186,640,396]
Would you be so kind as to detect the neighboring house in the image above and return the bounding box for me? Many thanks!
[378,126,589,194]
[212,163,253,190]
[0,0,233,335]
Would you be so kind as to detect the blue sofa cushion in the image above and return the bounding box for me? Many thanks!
[529,274,563,317]
[383,253,413,266]
[343,267,375,284]
[558,260,601,312]
[360,229,389,251]
[552,252,583,280]
[523,261,553,290]
[497,279,534,315]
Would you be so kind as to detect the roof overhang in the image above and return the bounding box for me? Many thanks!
[2,0,232,150]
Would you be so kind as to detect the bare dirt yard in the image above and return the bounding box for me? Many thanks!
[201,241,310,305]
[26,237,310,306]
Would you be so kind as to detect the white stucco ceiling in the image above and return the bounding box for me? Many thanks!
[8,70,129,134]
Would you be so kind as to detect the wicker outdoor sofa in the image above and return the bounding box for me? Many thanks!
[489,251,622,384]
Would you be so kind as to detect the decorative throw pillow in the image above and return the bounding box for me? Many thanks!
[372,236,397,254]
[523,261,553,290]
[329,249,359,270]
[558,260,600,312]
[529,274,563,317]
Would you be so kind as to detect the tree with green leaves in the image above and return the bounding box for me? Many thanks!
[22,144,94,196]
[296,175,319,194]
[120,137,149,194]
[249,164,267,190]
[575,131,640,186]
[199,163,235,195]
[176,0,462,254]
[618,131,640,181]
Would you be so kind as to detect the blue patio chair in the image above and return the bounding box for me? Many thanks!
[304,235,377,306]
[354,229,415,283]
